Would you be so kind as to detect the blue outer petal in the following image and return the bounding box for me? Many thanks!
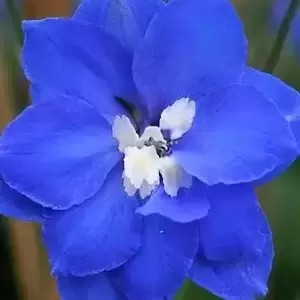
[137,179,209,223]
[241,67,300,150]
[0,177,44,222]
[29,84,120,125]
[58,273,172,300]
[199,185,267,261]
[133,0,247,120]
[189,191,273,300]
[30,84,118,126]
[113,215,199,300]
[241,68,300,184]
[29,84,118,125]
[173,84,298,185]
[22,18,137,115]
[1,96,121,210]
[58,273,127,300]
[43,165,141,276]
[29,84,54,104]
[74,0,165,53]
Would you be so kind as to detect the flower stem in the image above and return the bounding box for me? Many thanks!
[264,0,300,74]
[4,0,29,114]
[4,0,23,46]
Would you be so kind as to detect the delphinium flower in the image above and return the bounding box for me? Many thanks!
[271,0,300,55]
[0,0,300,299]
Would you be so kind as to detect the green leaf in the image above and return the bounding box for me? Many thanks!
[175,280,219,300]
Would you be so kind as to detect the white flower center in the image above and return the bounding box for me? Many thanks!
[124,146,160,188]
[112,98,196,199]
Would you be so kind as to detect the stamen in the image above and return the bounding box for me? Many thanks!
[144,137,171,157]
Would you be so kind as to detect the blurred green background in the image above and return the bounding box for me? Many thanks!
[0,0,299,299]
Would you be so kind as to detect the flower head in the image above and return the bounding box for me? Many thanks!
[113,98,194,199]
[0,0,300,299]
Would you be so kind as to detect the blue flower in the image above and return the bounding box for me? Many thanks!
[271,0,300,55]
[0,0,300,299]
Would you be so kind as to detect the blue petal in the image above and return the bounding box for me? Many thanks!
[241,68,300,184]
[137,179,209,223]
[113,215,199,299]
[173,84,298,185]
[29,84,118,125]
[189,194,273,300]
[1,96,121,209]
[29,84,54,104]
[0,177,44,222]
[43,165,141,276]
[74,0,165,53]
[199,184,267,261]
[241,67,300,150]
[133,0,247,120]
[22,18,137,115]
[58,273,127,300]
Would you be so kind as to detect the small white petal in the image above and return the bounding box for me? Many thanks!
[140,126,166,143]
[159,156,193,197]
[124,146,160,189]
[139,179,159,199]
[112,115,139,152]
[123,173,137,196]
[159,98,196,140]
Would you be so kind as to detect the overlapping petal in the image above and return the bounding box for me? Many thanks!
[0,177,44,222]
[241,67,300,150]
[29,84,54,104]
[1,96,121,209]
[133,0,247,120]
[43,165,141,276]
[137,179,209,223]
[173,84,298,185]
[113,215,199,300]
[199,184,268,261]
[240,68,300,184]
[74,0,165,53]
[58,273,127,300]
[22,18,137,115]
[190,186,273,299]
